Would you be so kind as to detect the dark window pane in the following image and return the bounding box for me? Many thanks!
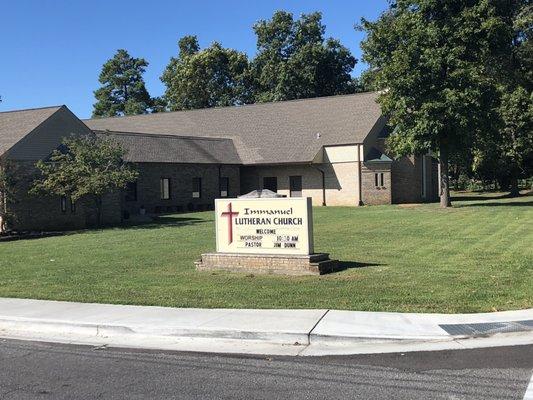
[192,177,201,198]
[289,176,302,197]
[220,177,229,197]
[263,177,277,192]
[125,181,137,202]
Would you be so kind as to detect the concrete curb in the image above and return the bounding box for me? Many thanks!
[0,298,532,356]
[0,316,310,345]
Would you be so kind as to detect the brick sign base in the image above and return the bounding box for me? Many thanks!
[195,253,338,276]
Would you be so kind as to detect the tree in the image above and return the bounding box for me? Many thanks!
[494,1,532,195]
[0,161,17,232]
[31,135,138,226]
[360,0,516,207]
[161,36,252,111]
[93,49,155,117]
[251,11,357,102]
[497,87,533,195]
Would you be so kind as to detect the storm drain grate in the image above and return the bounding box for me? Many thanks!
[439,320,533,336]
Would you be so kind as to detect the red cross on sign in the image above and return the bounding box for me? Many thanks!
[220,203,239,244]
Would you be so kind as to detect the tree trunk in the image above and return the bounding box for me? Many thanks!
[439,142,452,208]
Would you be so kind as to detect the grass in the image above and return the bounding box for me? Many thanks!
[0,192,531,313]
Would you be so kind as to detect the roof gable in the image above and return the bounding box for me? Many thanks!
[0,106,62,157]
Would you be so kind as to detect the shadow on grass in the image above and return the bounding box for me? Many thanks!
[335,260,383,272]
[451,193,511,202]
[456,200,533,208]
[122,216,211,230]
[0,231,68,243]
[452,191,532,208]
[1,215,211,242]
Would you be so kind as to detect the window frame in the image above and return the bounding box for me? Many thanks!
[219,177,229,198]
[160,178,171,200]
[192,177,202,199]
[374,172,385,188]
[289,175,302,197]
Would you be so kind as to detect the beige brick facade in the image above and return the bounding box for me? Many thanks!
[240,162,362,207]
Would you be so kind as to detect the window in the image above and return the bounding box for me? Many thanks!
[192,177,202,198]
[263,177,278,192]
[60,196,67,213]
[374,173,385,188]
[160,178,170,200]
[219,177,229,198]
[70,198,76,213]
[125,181,137,202]
[289,176,302,197]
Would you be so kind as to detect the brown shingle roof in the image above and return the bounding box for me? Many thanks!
[0,106,62,157]
[85,92,383,165]
[95,130,241,164]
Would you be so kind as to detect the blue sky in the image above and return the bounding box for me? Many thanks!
[1,0,388,118]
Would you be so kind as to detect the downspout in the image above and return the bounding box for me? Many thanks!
[311,164,326,206]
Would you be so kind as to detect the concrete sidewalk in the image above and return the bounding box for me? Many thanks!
[0,298,532,356]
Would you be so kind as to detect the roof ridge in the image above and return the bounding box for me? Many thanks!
[94,129,232,142]
[83,92,379,122]
[0,105,64,114]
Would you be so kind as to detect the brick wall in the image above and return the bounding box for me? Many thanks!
[391,155,439,204]
[6,161,121,231]
[122,163,240,216]
[361,163,392,205]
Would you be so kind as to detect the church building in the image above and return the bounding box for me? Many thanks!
[0,92,438,231]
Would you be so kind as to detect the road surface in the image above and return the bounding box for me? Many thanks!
[0,339,531,399]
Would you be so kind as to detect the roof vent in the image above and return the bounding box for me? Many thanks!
[316,133,321,139]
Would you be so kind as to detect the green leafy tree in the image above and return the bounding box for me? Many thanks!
[93,49,155,117]
[360,0,516,207]
[251,11,357,102]
[480,86,533,195]
[31,135,138,226]
[0,161,17,232]
[494,2,532,195]
[465,1,532,195]
[161,36,252,111]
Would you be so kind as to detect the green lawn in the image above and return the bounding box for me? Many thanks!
[1,192,531,313]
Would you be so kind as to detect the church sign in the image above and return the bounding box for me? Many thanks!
[215,198,314,256]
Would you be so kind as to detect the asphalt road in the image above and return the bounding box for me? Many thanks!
[0,339,531,399]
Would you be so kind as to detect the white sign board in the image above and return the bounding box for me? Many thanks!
[215,197,314,255]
